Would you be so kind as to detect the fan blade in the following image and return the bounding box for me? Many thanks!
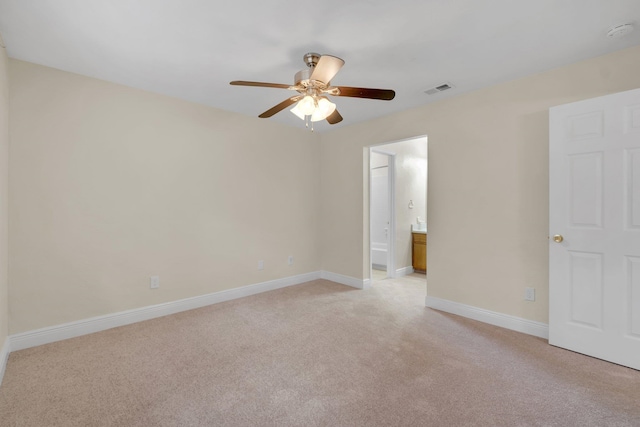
[326,109,343,125]
[333,86,395,100]
[258,96,301,118]
[310,55,345,84]
[230,81,293,89]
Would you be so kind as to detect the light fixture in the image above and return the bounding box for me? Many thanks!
[290,94,336,129]
[297,95,316,115]
[290,103,306,120]
[311,97,336,122]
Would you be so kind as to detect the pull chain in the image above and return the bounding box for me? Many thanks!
[304,115,314,131]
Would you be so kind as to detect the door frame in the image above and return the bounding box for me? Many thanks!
[369,148,396,279]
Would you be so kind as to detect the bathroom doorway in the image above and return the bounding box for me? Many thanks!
[368,136,428,283]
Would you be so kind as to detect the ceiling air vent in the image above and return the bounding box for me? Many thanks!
[425,82,454,95]
[607,23,634,39]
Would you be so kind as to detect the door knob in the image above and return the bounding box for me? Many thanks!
[553,234,564,243]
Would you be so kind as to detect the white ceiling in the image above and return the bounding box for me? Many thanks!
[1,1,639,132]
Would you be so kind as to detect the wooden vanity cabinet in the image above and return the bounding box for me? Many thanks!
[412,232,427,273]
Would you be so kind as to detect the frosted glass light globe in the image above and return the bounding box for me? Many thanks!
[297,95,316,116]
[310,97,336,122]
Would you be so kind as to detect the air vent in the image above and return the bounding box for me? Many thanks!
[607,23,634,39]
[425,82,454,95]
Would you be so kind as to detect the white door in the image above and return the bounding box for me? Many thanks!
[549,88,640,370]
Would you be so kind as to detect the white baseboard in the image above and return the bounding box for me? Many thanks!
[320,271,370,289]
[0,336,9,387]
[395,266,415,277]
[10,271,322,352]
[425,296,549,339]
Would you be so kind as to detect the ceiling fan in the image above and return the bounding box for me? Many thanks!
[230,52,395,128]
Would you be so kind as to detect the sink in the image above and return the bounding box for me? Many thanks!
[412,224,427,233]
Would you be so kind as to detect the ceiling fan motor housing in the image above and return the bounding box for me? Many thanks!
[296,53,326,88]
[303,52,321,68]
[294,68,313,86]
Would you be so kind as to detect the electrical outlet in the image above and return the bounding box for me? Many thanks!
[150,276,160,289]
[258,260,264,270]
[288,255,294,265]
[525,287,535,301]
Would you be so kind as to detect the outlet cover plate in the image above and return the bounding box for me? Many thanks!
[150,276,160,289]
[525,287,535,301]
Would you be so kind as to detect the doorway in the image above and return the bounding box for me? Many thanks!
[368,136,428,283]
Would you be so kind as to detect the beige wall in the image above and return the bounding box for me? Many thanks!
[8,60,320,333]
[320,45,640,324]
[6,45,640,335]
[0,43,8,346]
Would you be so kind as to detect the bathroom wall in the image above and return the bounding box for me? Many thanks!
[389,138,428,271]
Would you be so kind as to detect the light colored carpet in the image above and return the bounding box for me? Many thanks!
[1,276,639,426]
